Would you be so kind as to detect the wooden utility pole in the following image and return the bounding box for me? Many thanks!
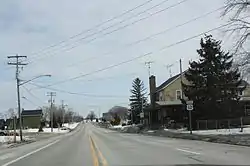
[179,59,183,98]
[47,92,56,132]
[13,116,16,143]
[180,59,192,134]
[61,100,68,125]
[7,54,27,141]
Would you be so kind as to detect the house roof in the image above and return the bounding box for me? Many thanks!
[240,80,249,87]
[155,71,249,93]
[156,73,181,92]
[21,109,42,116]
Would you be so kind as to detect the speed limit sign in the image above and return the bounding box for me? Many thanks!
[186,100,193,111]
[187,104,193,111]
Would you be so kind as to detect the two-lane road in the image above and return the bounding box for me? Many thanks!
[1,123,250,166]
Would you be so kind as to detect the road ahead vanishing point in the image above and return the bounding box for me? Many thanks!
[1,123,250,166]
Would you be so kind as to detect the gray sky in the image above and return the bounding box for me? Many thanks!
[0,0,228,117]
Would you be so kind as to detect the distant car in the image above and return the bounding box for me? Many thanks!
[61,127,69,130]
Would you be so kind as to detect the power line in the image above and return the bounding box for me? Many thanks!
[22,96,40,108]
[29,82,128,98]
[22,85,46,104]
[40,23,230,88]
[30,72,139,84]
[47,52,153,87]
[72,72,139,83]
[51,5,224,69]
[28,0,188,65]
[29,0,155,57]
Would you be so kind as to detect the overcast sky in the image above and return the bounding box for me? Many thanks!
[0,0,229,117]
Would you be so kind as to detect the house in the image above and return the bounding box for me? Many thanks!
[108,106,129,120]
[21,109,43,129]
[144,74,188,128]
[102,112,113,121]
[237,80,250,116]
[144,73,250,129]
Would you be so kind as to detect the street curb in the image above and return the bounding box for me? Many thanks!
[102,125,250,147]
[140,130,250,147]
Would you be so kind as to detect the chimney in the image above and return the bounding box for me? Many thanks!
[149,75,156,106]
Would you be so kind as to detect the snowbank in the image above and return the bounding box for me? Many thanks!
[110,125,123,129]
[0,136,30,143]
[62,122,79,130]
[164,127,250,135]
[22,122,80,134]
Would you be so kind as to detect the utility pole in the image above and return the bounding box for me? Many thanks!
[13,116,16,143]
[98,108,101,119]
[145,61,154,77]
[47,92,56,132]
[179,59,183,98]
[179,59,192,134]
[61,100,65,125]
[61,100,68,125]
[8,54,27,141]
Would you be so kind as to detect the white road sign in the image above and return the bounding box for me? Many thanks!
[186,100,193,111]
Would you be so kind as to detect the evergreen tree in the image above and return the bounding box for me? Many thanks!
[183,35,244,119]
[129,78,147,124]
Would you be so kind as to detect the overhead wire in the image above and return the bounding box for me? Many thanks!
[66,6,224,68]
[28,0,188,65]
[28,82,129,98]
[29,0,155,57]
[38,23,231,88]
[21,86,44,107]
[22,85,47,104]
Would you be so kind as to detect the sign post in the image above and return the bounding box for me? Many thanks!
[186,101,193,134]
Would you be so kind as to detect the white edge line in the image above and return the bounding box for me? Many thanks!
[2,140,59,166]
[176,148,201,155]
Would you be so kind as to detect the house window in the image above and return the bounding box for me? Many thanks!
[176,90,182,100]
[159,92,163,101]
[239,90,244,96]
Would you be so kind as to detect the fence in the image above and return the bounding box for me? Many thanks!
[196,116,250,130]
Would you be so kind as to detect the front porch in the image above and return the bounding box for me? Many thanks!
[143,100,187,129]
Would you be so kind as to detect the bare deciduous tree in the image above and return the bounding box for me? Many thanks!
[223,0,250,78]
[7,108,16,118]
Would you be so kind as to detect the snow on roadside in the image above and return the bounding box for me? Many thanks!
[164,127,250,135]
[62,122,79,130]
[110,125,123,129]
[0,136,31,143]
[0,136,20,143]
[22,122,80,134]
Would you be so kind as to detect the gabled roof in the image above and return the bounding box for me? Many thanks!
[156,73,181,92]
[240,80,249,87]
[21,109,42,116]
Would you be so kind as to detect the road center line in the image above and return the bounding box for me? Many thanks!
[2,140,59,166]
[176,148,201,155]
[91,136,108,166]
[89,136,99,166]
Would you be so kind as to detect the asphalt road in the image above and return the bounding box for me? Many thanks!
[1,123,250,166]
